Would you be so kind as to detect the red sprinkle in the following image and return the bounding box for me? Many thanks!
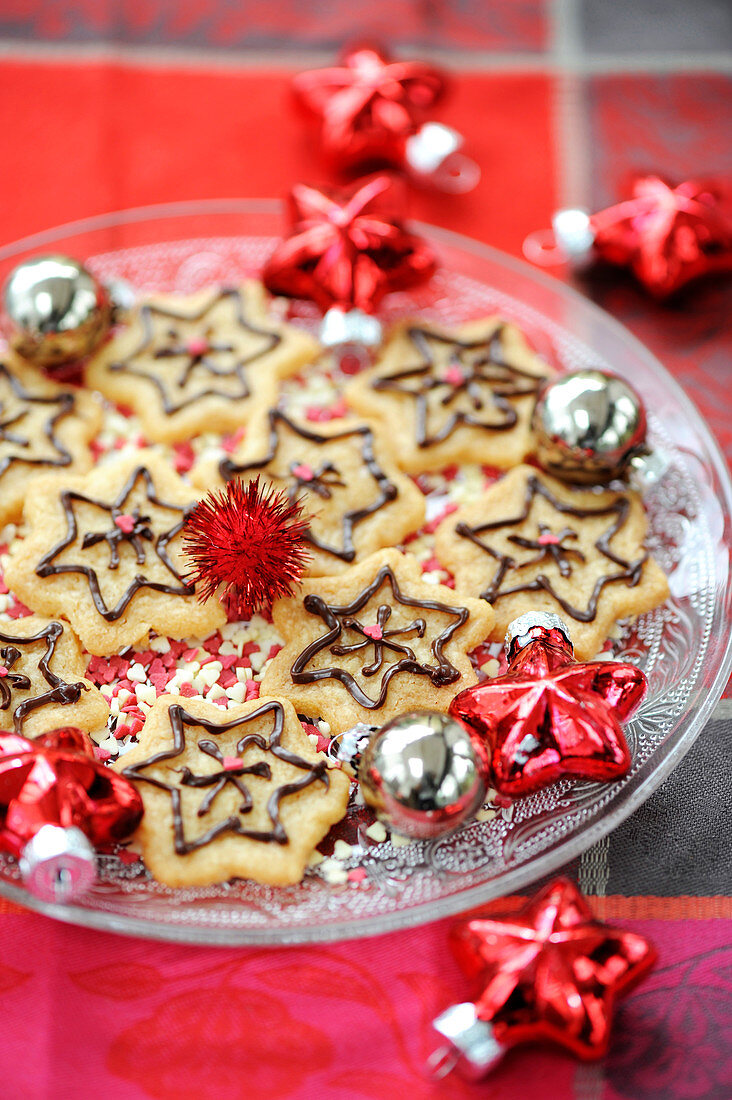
[222,426,246,453]
[95,746,112,762]
[362,624,383,641]
[244,680,260,701]
[173,441,195,474]
[347,868,367,883]
[117,849,141,865]
[179,683,197,698]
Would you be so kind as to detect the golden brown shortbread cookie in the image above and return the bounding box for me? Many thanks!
[193,409,426,577]
[0,613,108,737]
[262,547,494,731]
[84,282,319,444]
[434,464,669,659]
[0,357,102,526]
[115,694,350,887]
[4,452,225,656]
[345,318,554,474]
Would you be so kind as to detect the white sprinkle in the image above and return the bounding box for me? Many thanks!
[135,683,157,707]
[199,663,222,688]
[249,650,266,673]
[319,858,348,885]
[501,803,515,822]
[365,821,387,843]
[226,682,246,703]
[308,733,319,747]
[390,832,413,847]
[236,666,253,683]
[117,688,133,706]
[218,641,238,657]
[192,674,206,694]
[481,658,501,678]
[317,719,331,735]
[149,636,171,653]
[207,683,227,702]
[333,839,354,861]
[128,663,147,683]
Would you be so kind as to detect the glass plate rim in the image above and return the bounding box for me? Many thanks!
[0,199,730,946]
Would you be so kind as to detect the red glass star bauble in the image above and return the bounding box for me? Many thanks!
[591,176,732,298]
[0,727,143,856]
[183,476,312,618]
[293,43,445,167]
[262,174,437,315]
[449,618,646,796]
[432,878,656,1076]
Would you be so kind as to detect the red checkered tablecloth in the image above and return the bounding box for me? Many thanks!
[0,4,730,1098]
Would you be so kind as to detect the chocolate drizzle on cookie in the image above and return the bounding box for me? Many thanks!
[220,410,398,562]
[0,621,86,732]
[35,465,195,621]
[0,362,76,476]
[291,564,469,708]
[372,325,545,448]
[454,474,647,623]
[122,701,330,852]
[109,288,282,414]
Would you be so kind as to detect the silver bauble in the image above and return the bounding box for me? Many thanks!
[359,710,488,838]
[18,823,97,903]
[2,254,112,367]
[533,369,647,484]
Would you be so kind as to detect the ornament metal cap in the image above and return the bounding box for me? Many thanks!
[523,208,595,268]
[319,307,383,349]
[327,721,376,776]
[505,612,573,654]
[429,1002,505,1080]
[19,823,97,904]
[404,123,481,194]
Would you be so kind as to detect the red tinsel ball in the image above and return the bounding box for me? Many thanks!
[183,477,312,618]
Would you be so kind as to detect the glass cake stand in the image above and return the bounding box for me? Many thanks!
[0,201,730,945]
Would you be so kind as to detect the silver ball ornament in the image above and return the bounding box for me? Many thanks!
[533,369,648,484]
[359,711,488,839]
[2,254,112,367]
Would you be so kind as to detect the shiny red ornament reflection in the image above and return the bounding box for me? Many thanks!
[440,877,656,1070]
[293,43,445,168]
[592,176,732,298]
[262,174,436,314]
[0,727,143,857]
[450,624,646,797]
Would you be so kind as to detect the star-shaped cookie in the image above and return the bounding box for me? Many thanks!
[0,613,108,737]
[84,282,319,443]
[193,409,425,576]
[116,695,350,887]
[434,465,669,659]
[4,452,225,656]
[0,358,102,526]
[262,548,494,731]
[345,318,554,474]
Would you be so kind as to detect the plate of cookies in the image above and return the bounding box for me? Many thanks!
[0,200,729,944]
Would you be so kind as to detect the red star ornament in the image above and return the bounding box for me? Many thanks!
[432,877,656,1077]
[449,617,646,797]
[591,175,732,298]
[262,174,436,315]
[293,43,445,167]
[0,726,143,855]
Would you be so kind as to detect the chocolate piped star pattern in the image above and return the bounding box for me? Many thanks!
[4,452,226,656]
[345,318,554,474]
[115,695,350,887]
[434,465,669,659]
[0,614,108,737]
[84,282,319,444]
[0,358,102,525]
[262,548,494,731]
[193,409,425,576]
